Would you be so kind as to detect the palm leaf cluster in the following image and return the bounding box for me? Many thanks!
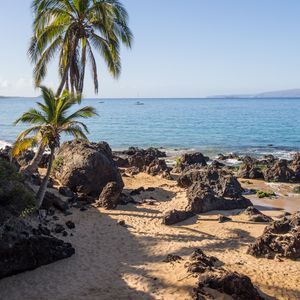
[13,86,97,156]
[29,0,133,95]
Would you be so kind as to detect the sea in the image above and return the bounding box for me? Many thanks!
[1,97,300,160]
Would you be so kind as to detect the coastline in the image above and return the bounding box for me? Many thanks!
[1,171,299,299]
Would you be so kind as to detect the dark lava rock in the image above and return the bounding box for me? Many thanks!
[241,207,273,223]
[237,156,264,179]
[176,152,208,172]
[289,152,300,181]
[180,167,252,213]
[126,147,167,171]
[163,254,183,263]
[263,159,295,183]
[113,156,129,168]
[65,221,75,229]
[162,209,194,225]
[0,215,74,279]
[186,249,218,274]
[146,159,171,178]
[126,166,140,176]
[59,186,75,198]
[117,220,126,227]
[54,140,123,197]
[248,212,300,260]
[194,270,265,300]
[96,182,123,210]
[130,187,145,195]
[42,191,69,213]
[53,224,65,233]
[218,215,232,223]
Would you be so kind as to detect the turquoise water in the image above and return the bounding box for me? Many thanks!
[1,97,300,158]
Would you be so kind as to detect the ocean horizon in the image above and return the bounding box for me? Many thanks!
[1,97,300,159]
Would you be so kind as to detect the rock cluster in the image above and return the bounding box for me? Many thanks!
[248,212,300,260]
[238,153,300,182]
[241,207,273,223]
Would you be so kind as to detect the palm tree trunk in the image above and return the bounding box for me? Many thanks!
[36,146,55,209]
[21,143,45,175]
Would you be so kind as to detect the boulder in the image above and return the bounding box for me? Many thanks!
[194,270,265,300]
[162,209,194,225]
[248,212,300,260]
[0,213,75,279]
[58,186,75,198]
[263,159,295,182]
[146,159,171,178]
[96,182,122,209]
[113,156,129,168]
[173,152,208,173]
[179,166,252,213]
[54,140,123,197]
[237,156,264,179]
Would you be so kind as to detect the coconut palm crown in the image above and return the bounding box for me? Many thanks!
[13,86,97,207]
[29,0,133,96]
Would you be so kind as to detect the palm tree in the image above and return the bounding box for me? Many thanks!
[29,0,133,96]
[12,86,97,208]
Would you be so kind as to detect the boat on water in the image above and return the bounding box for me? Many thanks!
[135,101,144,105]
[98,101,104,103]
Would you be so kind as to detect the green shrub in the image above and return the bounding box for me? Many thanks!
[175,157,182,166]
[52,156,63,173]
[256,190,276,198]
[0,158,36,216]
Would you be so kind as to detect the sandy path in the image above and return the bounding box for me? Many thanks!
[0,173,300,300]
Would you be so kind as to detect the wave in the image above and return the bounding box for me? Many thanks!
[0,140,11,149]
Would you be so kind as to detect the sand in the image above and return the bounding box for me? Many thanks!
[0,173,300,300]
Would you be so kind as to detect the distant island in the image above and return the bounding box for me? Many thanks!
[207,88,300,99]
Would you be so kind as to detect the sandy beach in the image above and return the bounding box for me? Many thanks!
[1,172,299,300]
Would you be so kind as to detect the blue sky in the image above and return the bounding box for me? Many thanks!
[0,0,300,98]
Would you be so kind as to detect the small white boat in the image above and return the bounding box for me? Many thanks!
[135,101,144,105]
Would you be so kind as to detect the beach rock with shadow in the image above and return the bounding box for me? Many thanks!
[194,269,266,300]
[54,140,123,197]
[96,181,123,209]
[241,207,273,223]
[162,209,194,225]
[0,213,75,279]
[248,212,300,260]
[186,249,219,274]
[178,166,252,213]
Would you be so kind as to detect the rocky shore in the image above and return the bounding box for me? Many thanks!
[0,142,299,299]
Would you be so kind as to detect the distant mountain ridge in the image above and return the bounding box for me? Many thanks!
[208,89,300,98]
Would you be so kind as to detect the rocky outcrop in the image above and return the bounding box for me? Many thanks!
[54,140,123,197]
[0,211,75,279]
[263,159,295,182]
[248,212,300,260]
[126,147,167,171]
[162,209,194,225]
[237,156,264,179]
[194,270,265,300]
[178,166,252,213]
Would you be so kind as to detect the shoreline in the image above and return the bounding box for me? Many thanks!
[1,171,299,299]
